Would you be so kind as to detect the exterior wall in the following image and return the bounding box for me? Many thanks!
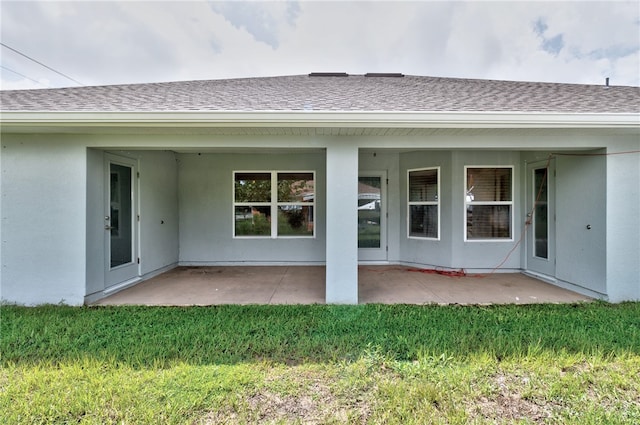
[520,143,639,301]
[178,151,326,265]
[398,150,521,272]
[326,144,358,303]
[85,149,179,302]
[451,150,522,271]
[0,141,2,303]
[86,148,105,296]
[606,139,640,302]
[555,150,607,296]
[138,151,180,275]
[399,150,453,268]
[1,135,87,305]
[1,129,638,304]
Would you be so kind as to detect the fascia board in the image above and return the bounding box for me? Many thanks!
[1,111,639,129]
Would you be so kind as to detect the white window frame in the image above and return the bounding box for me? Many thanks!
[464,165,514,242]
[407,167,440,240]
[233,170,316,239]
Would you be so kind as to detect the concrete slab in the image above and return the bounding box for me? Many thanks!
[358,266,591,305]
[94,266,591,306]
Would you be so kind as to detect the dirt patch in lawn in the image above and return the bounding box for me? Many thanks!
[473,394,555,423]
[470,373,558,424]
[201,369,372,424]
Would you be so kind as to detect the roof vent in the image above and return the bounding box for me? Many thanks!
[365,73,404,77]
[309,72,349,77]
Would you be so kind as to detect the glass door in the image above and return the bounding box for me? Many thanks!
[105,154,139,287]
[358,172,387,261]
[526,159,555,277]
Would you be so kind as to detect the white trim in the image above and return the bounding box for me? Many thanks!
[398,261,521,274]
[407,166,441,241]
[103,276,141,296]
[179,261,325,266]
[2,111,638,130]
[464,165,515,242]
[522,270,557,284]
[85,262,178,304]
[522,271,605,300]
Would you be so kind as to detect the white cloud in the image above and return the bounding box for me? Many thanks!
[209,1,301,48]
[1,1,638,90]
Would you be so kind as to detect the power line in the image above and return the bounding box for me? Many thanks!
[0,64,47,87]
[1,42,83,86]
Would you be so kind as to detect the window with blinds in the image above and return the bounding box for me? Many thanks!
[408,167,439,239]
[465,167,513,240]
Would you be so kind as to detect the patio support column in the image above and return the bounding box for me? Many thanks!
[325,143,358,304]
[606,143,640,302]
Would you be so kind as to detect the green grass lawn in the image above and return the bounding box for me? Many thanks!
[2,303,639,424]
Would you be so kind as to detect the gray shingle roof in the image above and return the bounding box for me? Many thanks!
[1,74,639,113]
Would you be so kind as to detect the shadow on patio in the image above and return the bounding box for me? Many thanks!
[93,266,591,306]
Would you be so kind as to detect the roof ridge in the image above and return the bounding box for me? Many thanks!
[2,74,638,113]
[4,74,640,94]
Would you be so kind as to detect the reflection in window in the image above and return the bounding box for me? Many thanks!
[234,173,271,203]
[534,168,548,258]
[358,176,382,248]
[278,206,314,236]
[233,171,314,237]
[234,206,271,236]
[277,173,314,203]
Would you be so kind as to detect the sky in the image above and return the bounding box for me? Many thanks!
[1,0,639,90]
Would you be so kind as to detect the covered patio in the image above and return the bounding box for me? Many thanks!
[93,266,591,306]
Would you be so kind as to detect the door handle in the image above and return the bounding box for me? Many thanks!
[105,225,114,230]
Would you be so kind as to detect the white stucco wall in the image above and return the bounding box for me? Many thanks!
[1,135,86,305]
[399,150,454,268]
[85,149,179,302]
[0,143,2,302]
[451,151,523,271]
[326,143,358,303]
[556,151,607,296]
[86,148,105,296]
[1,129,638,304]
[178,151,326,265]
[397,150,522,272]
[137,150,179,275]
[606,140,640,302]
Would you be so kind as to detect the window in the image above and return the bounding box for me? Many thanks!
[465,166,513,241]
[408,168,439,239]
[234,171,315,238]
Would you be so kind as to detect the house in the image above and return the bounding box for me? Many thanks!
[1,73,638,305]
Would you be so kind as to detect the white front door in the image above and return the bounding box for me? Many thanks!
[526,159,555,277]
[105,154,139,288]
[358,172,387,262]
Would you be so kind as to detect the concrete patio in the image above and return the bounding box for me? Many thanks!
[93,266,591,306]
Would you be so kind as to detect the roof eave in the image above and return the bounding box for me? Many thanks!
[1,110,639,130]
